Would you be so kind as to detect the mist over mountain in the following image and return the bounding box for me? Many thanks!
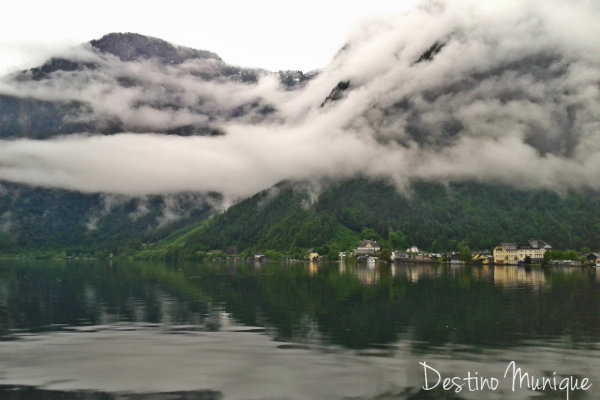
[0,0,599,252]
[1,0,599,200]
[0,182,220,253]
[0,32,312,140]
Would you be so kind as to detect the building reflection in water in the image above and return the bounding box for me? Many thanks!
[337,262,381,285]
[492,265,547,289]
[391,263,442,283]
[472,265,492,280]
[344,263,449,285]
[337,261,594,290]
[354,264,380,284]
[338,261,346,274]
[309,261,319,276]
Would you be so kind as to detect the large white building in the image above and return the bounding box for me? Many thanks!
[355,240,380,255]
[517,239,552,263]
[493,239,551,264]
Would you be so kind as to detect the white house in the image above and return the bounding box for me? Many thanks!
[406,245,420,253]
[517,239,552,263]
[355,240,380,255]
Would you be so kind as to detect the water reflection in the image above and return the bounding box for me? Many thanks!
[1,260,599,349]
[345,262,499,286]
[1,260,599,400]
[493,265,547,289]
[309,260,319,276]
[390,263,443,283]
[0,261,210,337]
[353,263,381,284]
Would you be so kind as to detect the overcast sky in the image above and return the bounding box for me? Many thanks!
[0,0,419,74]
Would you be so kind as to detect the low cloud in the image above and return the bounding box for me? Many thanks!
[0,211,12,233]
[0,0,599,201]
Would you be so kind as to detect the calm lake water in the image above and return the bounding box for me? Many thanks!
[1,260,599,400]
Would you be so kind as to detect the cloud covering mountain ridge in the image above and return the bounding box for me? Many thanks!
[0,0,599,202]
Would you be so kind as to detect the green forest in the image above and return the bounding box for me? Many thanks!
[0,183,216,257]
[142,179,600,260]
[2,179,600,259]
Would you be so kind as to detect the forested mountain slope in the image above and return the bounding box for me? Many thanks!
[152,180,600,257]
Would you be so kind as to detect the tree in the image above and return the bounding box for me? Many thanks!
[361,227,381,241]
[379,248,392,262]
[388,229,406,250]
[580,246,591,255]
[543,251,552,264]
[327,247,340,261]
[316,244,330,255]
[460,245,472,263]
[0,234,15,253]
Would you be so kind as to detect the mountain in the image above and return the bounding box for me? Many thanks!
[0,182,220,256]
[144,179,600,258]
[1,32,314,140]
[90,32,221,64]
[1,1,600,255]
[0,33,315,254]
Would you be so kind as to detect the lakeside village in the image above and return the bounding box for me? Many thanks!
[298,239,600,268]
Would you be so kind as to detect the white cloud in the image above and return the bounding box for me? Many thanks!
[0,0,599,200]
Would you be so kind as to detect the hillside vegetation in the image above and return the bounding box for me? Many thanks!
[144,179,600,259]
[0,183,218,257]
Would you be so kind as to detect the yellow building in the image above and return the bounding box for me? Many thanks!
[493,240,552,264]
[493,243,518,264]
[473,252,493,264]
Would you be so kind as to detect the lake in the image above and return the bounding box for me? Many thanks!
[1,260,599,399]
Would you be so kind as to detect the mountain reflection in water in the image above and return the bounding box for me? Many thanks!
[1,260,599,346]
[0,260,599,399]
